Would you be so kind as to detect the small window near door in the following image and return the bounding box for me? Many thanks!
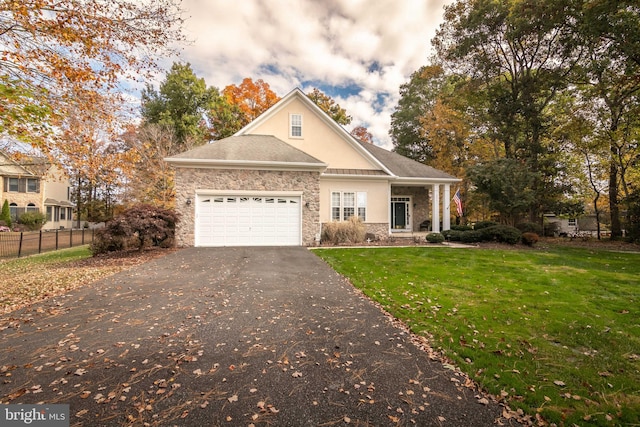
[290,114,302,138]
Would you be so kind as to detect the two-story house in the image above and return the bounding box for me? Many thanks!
[0,147,74,230]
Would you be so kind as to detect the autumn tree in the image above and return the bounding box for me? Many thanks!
[122,123,201,208]
[350,126,373,144]
[0,0,185,156]
[573,0,640,238]
[306,88,352,126]
[390,66,448,163]
[141,62,220,148]
[222,78,280,128]
[432,0,584,224]
[61,92,133,225]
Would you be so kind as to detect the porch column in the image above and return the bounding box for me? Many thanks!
[432,184,440,233]
[443,184,451,231]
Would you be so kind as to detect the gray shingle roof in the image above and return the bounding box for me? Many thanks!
[355,140,458,180]
[169,135,325,164]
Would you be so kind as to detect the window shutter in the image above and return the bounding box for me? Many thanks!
[36,179,40,193]
[2,177,6,192]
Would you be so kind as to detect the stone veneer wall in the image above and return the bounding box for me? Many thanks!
[174,168,321,247]
[364,223,389,240]
[391,186,429,231]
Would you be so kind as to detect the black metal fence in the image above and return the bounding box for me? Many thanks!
[0,229,95,259]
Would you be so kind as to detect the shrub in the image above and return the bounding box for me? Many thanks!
[482,225,522,245]
[321,217,366,244]
[91,204,179,254]
[426,232,445,243]
[442,229,462,241]
[522,232,539,246]
[516,222,542,235]
[18,211,46,231]
[1,200,11,228]
[460,230,484,243]
[451,224,473,231]
[473,221,498,230]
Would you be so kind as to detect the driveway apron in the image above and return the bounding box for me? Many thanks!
[0,247,515,426]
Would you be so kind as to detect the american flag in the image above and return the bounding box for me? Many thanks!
[453,190,463,217]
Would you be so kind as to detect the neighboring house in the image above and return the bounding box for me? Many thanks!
[544,213,602,237]
[0,148,74,230]
[165,88,460,247]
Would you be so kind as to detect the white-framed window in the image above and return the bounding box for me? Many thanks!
[290,113,302,138]
[568,218,577,227]
[331,191,367,221]
[26,203,38,212]
[27,178,39,193]
[8,177,19,192]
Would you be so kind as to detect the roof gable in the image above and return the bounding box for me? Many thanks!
[236,88,392,173]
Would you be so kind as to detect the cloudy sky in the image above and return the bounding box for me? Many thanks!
[162,0,450,149]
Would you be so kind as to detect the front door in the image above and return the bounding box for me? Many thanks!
[391,197,411,231]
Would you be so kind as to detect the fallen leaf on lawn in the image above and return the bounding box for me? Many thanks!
[228,394,238,403]
[226,416,232,421]
[74,368,87,376]
[553,380,566,387]
[292,371,302,378]
[344,416,351,423]
[193,368,202,375]
[200,401,209,409]
[438,416,446,422]
[477,397,489,405]
[75,409,88,418]
[80,391,91,399]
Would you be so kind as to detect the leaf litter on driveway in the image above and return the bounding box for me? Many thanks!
[0,247,522,426]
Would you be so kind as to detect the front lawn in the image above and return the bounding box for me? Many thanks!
[0,246,170,314]
[314,246,640,426]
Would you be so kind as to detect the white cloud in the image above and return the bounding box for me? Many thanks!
[162,0,450,148]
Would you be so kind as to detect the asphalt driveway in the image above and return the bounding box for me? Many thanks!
[0,247,518,426]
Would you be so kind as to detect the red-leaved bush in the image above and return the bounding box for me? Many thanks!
[92,204,179,254]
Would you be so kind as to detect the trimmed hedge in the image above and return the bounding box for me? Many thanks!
[473,221,498,230]
[482,225,522,244]
[426,232,445,243]
[444,224,522,245]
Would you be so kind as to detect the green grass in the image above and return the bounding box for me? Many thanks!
[314,246,640,426]
[1,245,92,271]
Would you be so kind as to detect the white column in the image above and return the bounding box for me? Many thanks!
[431,184,440,233]
[443,184,451,231]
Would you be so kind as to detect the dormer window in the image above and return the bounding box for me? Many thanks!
[290,114,302,138]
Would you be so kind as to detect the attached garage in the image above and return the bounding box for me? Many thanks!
[195,193,302,247]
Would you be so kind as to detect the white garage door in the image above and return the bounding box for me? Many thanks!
[196,195,301,246]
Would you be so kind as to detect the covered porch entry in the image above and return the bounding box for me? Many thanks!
[390,183,453,233]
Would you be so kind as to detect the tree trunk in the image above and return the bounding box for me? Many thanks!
[609,157,622,238]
